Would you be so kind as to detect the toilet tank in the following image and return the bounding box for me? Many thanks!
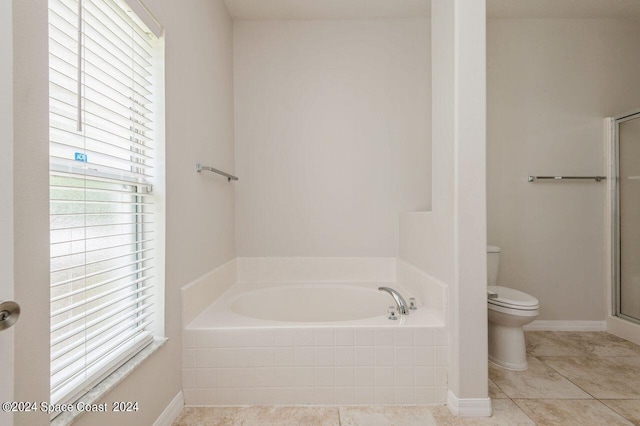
[487,246,501,286]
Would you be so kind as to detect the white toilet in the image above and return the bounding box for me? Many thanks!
[487,246,539,371]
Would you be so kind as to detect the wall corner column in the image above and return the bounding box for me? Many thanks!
[432,0,489,416]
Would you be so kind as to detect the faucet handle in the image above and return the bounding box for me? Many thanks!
[409,297,417,310]
[387,306,398,321]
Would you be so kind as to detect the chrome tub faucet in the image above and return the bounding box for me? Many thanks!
[378,287,410,316]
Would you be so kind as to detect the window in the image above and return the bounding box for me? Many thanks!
[48,0,160,408]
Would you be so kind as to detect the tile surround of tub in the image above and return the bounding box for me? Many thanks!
[182,327,448,406]
[236,257,396,283]
[178,332,640,423]
[182,259,237,325]
[396,259,447,314]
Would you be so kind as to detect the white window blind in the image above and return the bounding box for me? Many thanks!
[48,0,158,407]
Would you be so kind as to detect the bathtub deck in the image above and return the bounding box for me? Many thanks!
[186,281,445,330]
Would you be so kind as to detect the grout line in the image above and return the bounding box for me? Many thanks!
[488,378,510,400]
[532,355,598,400]
[510,398,540,424]
[489,371,536,423]
[593,399,635,424]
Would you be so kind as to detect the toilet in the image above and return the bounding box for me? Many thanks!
[487,246,539,371]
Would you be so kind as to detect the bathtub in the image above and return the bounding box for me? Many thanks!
[182,281,448,406]
[189,282,443,327]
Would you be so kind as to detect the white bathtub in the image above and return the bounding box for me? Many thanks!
[188,282,444,328]
[183,281,448,406]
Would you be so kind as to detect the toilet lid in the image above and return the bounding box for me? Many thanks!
[488,285,539,309]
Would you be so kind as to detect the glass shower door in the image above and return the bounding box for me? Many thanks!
[618,113,640,322]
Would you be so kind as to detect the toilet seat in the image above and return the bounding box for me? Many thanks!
[488,285,539,311]
[488,302,539,317]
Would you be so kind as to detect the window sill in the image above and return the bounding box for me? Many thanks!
[51,337,168,426]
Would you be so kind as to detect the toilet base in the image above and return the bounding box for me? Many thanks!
[488,354,528,371]
[488,320,529,371]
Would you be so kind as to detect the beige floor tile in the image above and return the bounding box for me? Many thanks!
[242,406,340,426]
[539,356,640,399]
[339,405,439,426]
[489,357,592,399]
[488,380,508,399]
[431,400,534,425]
[514,399,634,426]
[172,407,247,426]
[601,400,640,426]
[526,331,640,358]
[565,332,640,357]
[525,331,586,357]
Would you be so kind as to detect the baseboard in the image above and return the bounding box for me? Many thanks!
[606,316,640,345]
[447,390,492,417]
[523,320,606,331]
[153,391,184,426]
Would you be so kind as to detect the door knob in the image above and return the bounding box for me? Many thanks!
[0,300,20,331]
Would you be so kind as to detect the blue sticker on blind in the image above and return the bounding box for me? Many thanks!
[74,152,87,162]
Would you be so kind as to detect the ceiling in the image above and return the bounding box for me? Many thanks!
[224,0,640,20]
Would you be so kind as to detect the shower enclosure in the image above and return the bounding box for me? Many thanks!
[612,109,640,324]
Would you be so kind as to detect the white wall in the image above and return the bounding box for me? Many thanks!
[234,19,431,257]
[160,0,237,280]
[12,0,236,424]
[487,19,640,321]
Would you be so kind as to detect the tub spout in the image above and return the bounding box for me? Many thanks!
[378,287,410,316]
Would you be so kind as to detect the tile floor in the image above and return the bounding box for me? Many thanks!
[173,332,640,425]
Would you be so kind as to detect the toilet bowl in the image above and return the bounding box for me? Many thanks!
[487,247,539,370]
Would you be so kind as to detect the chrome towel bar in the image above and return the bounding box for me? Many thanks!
[527,175,606,182]
[196,163,238,182]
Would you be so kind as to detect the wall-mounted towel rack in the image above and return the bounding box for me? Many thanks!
[527,175,606,182]
[196,163,238,182]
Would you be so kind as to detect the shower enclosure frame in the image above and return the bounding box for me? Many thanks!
[610,108,640,326]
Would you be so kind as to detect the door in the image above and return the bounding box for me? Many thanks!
[0,0,15,424]
[618,113,640,322]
